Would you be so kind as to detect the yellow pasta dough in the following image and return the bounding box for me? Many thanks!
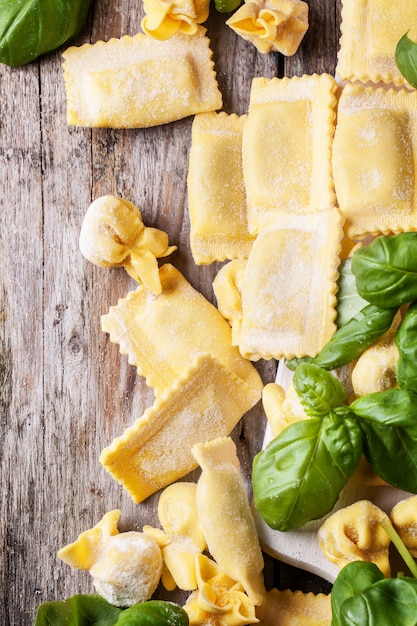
[255,588,331,626]
[336,0,417,87]
[238,208,344,360]
[188,112,255,264]
[101,263,263,396]
[192,437,265,606]
[332,83,417,239]
[227,0,308,56]
[62,27,222,128]
[100,354,262,503]
[212,259,247,347]
[141,0,210,39]
[242,74,337,235]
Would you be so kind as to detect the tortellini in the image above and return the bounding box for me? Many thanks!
[79,195,176,294]
[227,0,308,56]
[351,328,399,397]
[141,0,210,39]
[57,510,163,607]
[318,500,391,577]
[390,495,417,558]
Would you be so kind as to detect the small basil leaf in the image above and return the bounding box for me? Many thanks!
[34,594,121,625]
[340,577,417,626]
[252,413,361,531]
[350,388,417,432]
[293,363,346,418]
[395,32,417,89]
[395,301,417,393]
[331,562,384,626]
[351,233,417,308]
[336,258,369,328]
[115,601,189,626]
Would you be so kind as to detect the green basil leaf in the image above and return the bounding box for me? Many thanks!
[395,32,417,89]
[350,388,417,432]
[214,0,242,12]
[0,0,92,67]
[336,258,369,328]
[34,594,121,625]
[331,562,384,626]
[252,413,362,531]
[293,363,346,418]
[351,233,417,309]
[396,301,417,393]
[340,577,417,626]
[115,602,189,626]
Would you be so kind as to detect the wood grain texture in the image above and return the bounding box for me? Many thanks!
[0,1,339,622]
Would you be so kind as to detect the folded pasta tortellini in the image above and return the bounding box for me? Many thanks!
[100,354,261,503]
[242,74,337,235]
[192,437,265,606]
[262,382,308,437]
[79,195,176,294]
[188,112,255,264]
[332,83,417,239]
[185,554,258,626]
[62,27,222,128]
[351,328,399,397]
[144,483,207,591]
[212,259,247,347]
[337,0,417,87]
[318,500,391,577]
[57,510,163,607]
[390,496,417,558]
[226,0,308,55]
[141,0,210,39]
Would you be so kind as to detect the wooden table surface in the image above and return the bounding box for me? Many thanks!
[0,1,340,622]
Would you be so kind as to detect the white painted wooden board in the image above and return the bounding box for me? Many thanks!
[254,360,412,583]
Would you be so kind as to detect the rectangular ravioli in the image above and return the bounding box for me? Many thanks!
[62,27,222,128]
[238,208,344,360]
[332,83,417,239]
[101,263,263,397]
[188,112,255,264]
[242,74,337,235]
[336,0,417,87]
[100,354,261,503]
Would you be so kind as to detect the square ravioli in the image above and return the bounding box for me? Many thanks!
[101,263,263,396]
[238,208,344,361]
[187,112,255,264]
[333,83,417,239]
[242,74,337,235]
[62,27,222,128]
[336,0,417,87]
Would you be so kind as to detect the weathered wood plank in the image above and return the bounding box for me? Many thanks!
[0,1,339,622]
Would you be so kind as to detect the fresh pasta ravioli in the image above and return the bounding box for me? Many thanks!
[332,83,417,239]
[62,27,222,128]
[100,354,261,503]
[238,208,344,361]
[336,0,417,87]
[188,112,255,264]
[101,263,263,396]
[255,588,331,626]
[242,74,337,235]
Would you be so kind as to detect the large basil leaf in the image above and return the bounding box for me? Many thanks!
[335,258,369,328]
[395,301,417,393]
[395,32,417,89]
[331,562,384,626]
[350,388,417,433]
[34,596,189,626]
[252,413,362,531]
[351,233,417,308]
[293,363,347,417]
[0,0,92,67]
[340,577,417,626]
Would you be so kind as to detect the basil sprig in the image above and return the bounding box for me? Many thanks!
[34,596,189,626]
[253,362,417,531]
[332,562,417,626]
[395,32,417,89]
